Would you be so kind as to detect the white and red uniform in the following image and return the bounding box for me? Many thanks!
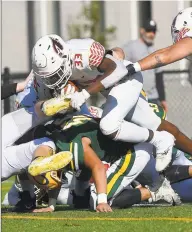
[68,38,105,87]
[3,38,161,156]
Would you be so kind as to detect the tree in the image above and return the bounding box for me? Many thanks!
[68,1,116,48]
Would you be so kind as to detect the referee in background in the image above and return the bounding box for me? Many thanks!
[123,19,168,112]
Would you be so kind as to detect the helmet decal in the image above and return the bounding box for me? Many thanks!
[50,37,64,58]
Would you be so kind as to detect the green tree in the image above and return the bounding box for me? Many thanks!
[68,1,116,48]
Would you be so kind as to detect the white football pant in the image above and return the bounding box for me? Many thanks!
[100,72,161,143]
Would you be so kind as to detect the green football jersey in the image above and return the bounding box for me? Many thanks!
[148,101,166,120]
[49,115,133,174]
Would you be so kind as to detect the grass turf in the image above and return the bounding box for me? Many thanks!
[1,180,192,232]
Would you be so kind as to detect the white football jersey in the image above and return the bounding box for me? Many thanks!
[16,38,106,109]
[67,38,105,87]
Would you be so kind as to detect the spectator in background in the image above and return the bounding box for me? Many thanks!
[123,19,168,112]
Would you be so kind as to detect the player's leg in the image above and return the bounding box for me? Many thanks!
[136,153,165,192]
[171,179,192,203]
[129,97,192,156]
[111,187,147,208]
[2,107,48,148]
[100,73,175,172]
[107,143,180,206]
[158,120,192,155]
[100,72,146,142]
[1,137,55,181]
[127,96,192,170]
[2,179,21,206]
[106,143,150,202]
[172,149,192,166]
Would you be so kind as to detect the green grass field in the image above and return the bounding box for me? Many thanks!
[2,180,192,232]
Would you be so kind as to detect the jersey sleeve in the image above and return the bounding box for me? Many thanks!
[15,77,37,110]
[89,40,105,68]
[148,101,166,120]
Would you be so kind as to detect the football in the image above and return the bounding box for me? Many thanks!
[63,81,79,95]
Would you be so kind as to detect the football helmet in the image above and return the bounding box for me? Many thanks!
[171,7,192,43]
[29,170,63,190]
[32,34,72,90]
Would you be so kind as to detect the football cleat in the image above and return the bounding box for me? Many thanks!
[28,151,73,176]
[148,178,181,205]
[151,131,175,172]
[42,96,71,116]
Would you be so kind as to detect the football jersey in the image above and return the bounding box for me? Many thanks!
[16,38,105,109]
[48,115,133,176]
[16,75,52,111]
[67,38,105,87]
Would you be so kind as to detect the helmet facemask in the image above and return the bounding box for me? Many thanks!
[37,56,73,91]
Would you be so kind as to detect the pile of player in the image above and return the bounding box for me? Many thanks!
[2,7,192,213]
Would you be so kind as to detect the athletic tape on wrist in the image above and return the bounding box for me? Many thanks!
[97,193,107,204]
[49,198,57,211]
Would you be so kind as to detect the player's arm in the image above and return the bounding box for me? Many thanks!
[86,55,128,94]
[136,37,192,71]
[82,137,112,212]
[70,52,128,110]
[1,71,33,100]
[32,188,60,213]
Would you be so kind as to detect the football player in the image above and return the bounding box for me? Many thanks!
[28,114,180,213]
[30,110,191,211]
[30,34,192,172]
[3,104,191,210]
[1,126,57,211]
[127,8,192,78]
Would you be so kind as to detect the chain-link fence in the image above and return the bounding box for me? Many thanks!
[163,70,192,138]
[1,68,192,138]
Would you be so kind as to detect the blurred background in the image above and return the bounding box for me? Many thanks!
[1,0,192,138]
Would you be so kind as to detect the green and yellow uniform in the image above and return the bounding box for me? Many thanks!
[48,115,136,199]
[148,101,167,120]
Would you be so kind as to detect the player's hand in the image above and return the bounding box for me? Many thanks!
[16,70,34,93]
[32,207,54,213]
[96,203,113,213]
[160,100,168,112]
[70,89,90,111]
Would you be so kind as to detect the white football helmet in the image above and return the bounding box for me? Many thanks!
[171,7,192,44]
[32,34,72,90]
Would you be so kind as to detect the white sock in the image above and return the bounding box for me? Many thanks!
[115,121,149,143]
[149,131,159,146]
